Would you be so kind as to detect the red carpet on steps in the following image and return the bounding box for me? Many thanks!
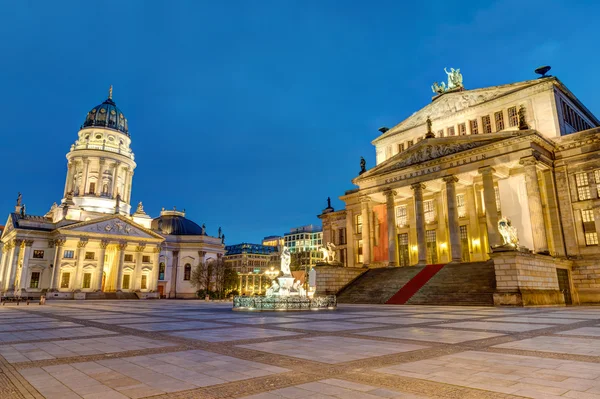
[386,264,446,305]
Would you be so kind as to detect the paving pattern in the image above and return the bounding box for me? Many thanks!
[1,301,600,398]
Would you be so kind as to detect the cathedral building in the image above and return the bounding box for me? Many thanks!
[0,88,225,299]
[320,69,600,305]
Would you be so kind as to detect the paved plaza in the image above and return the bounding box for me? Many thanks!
[1,302,600,398]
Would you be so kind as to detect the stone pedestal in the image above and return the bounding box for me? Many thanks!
[314,266,366,296]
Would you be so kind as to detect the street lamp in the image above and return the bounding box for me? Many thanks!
[265,266,279,280]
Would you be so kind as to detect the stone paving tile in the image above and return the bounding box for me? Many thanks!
[0,316,57,323]
[19,349,290,398]
[240,336,427,364]
[271,321,388,332]
[410,313,487,320]
[349,316,441,325]
[494,335,600,356]
[561,327,600,337]
[240,378,426,398]
[377,350,600,399]
[355,326,504,343]
[96,317,179,325]
[439,321,554,332]
[169,326,300,342]
[224,316,316,325]
[0,321,82,332]
[118,321,225,331]
[0,327,117,343]
[484,316,588,324]
[540,312,600,319]
[0,335,176,363]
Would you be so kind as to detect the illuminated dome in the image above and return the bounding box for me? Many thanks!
[82,86,129,135]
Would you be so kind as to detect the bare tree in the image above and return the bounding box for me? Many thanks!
[190,260,213,293]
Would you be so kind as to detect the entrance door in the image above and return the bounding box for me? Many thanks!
[556,268,572,305]
[426,230,438,264]
[397,233,409,267]
[157,285,165,298]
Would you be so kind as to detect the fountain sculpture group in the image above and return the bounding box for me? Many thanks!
[233,247,337,311]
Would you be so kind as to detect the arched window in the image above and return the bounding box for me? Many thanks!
[184,264,191,281]
[159,262,165,280]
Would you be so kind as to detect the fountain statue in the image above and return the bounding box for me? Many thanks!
[264,247,305,297]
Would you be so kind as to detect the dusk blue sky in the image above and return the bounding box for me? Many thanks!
[1,1,598,244]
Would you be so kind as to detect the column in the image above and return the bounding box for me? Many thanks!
[81,157,90,195]
[411,183,427,266]
[151,246,161,291]
[111,162,120,198]
[64,161,74,197]
[169,250,179,298]
[74,239,88,289]
[95,240,109,291]
[96,159,105,196]
[520,156,549,253]
[5,240,23,292]
[19,240,34,290]
[126,170,134,203]
[50,239,65,290]
[245,275,249,292]
[116,242,126,291]
[384,188,398,267]
[252,274,256,293]
[360,196,371,265]
[0,242,13,289]
[134,244,145,291]
[478,166,503,248]
[259,275,262,294]
[238,275,243,292]
[443,176,462,262]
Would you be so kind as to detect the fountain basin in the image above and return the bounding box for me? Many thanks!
[233,295,336,311]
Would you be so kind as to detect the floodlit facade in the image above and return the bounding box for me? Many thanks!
[320,72,600,305]
[284,225,323,268]
[0,88,225,299]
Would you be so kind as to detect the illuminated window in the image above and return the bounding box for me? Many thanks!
[85,252,95,260]
[458,123,466,135]
[396,205,408,227]
[184,264,191,280]
[482,115,492,133]
[33,250,44,259]
[495,186,501,211]
[356,240,363,263]
[424,200,435,223]
[469,119,479,134]
[447,126,455,136]
[141,275,147,289]
[576,172,592,200]
[398,143,404,153]
[582,209,598,246]
[426,230,438,264]
[494,111,505,131]
[159,262,165,280]
[508,106,518,127]
[594,170,600,197]
[60,273,70,288]
[82,273,92,289]
[355,214,363,234]
[459,225,470,262]
[122,275,130,289]
[30,272,40,289]
[456,194,466,218]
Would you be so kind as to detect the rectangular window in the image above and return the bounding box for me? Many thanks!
[459,225,470,262]
[458,123,466,135]
[124,254,133,262]
[447,126,455,136]
[576,172,592,200]
[424,200,435,223]
[89,182,96,194]
[338,228,346,245]
[82,273,92,289]
[594,170,600,197]
[508,106,518,127]
[356,240,363,263]
[456,194,466,218]
[141,275,147,290]
[494,111,505,131]
[32,250,44,259]
[469,119,479,135]
[30,272,40,289]
[355,214,363,234]
[122,275,130,289]
[397,233,409,267]
[60,272,70,288]
[407,140,414,148]
[397,143,404,153]
[426,230,438,264]
[482,115,492,133]
[582,209,598,246]
[63,250,74,259]
[85,252,95,260]
[142,255,150,263]
[396,205,408,227]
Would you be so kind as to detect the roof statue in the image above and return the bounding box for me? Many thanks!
[359,156,366,175]
[432,67,464,94]
[16,192,22,207]
[218,226,222,238]
[425,116,435,138]
[108,85,113,100]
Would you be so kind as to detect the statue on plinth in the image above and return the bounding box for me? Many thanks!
[498,217,519,248]
[319,242,338,264]
[359,157,366,175]
[280,246,291,276]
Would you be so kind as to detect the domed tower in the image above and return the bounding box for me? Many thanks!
[58,87,136,220]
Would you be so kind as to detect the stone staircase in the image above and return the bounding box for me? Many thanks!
[406,261,496,306]
[337,266,425,304]
[85,292,139,300]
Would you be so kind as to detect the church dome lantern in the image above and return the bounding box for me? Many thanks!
[82,86,129,136]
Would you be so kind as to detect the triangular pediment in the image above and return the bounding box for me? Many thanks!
[375,79,549,143]
[57,215,164,240]
[358,132,524,181]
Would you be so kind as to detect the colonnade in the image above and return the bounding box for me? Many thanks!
[64,157,134,203]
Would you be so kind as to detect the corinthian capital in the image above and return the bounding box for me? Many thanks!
[410,182,426,191]
[442,175,458,184]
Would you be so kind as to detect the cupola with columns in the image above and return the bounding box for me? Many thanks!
[53,87,136,222]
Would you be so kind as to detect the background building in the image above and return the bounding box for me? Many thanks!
[262,235,284,247]
[224,243,278,274]
[284,225,323,269]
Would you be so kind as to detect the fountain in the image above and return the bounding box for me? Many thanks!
[233,247,336,311]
